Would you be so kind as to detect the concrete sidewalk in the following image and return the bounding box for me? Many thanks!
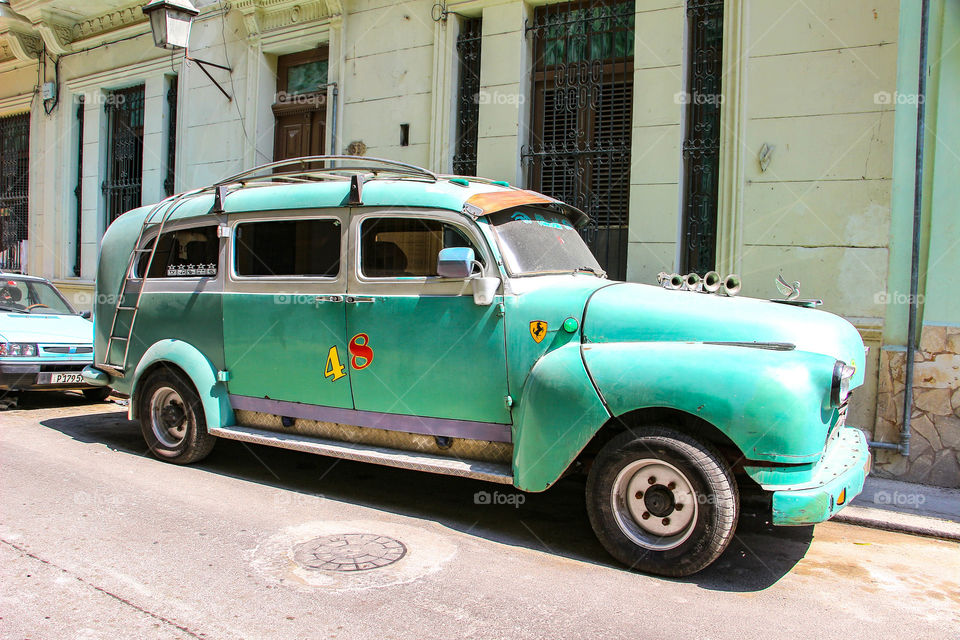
[834,476,960,541]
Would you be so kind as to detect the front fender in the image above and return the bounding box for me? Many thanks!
[512,343,609,492]
[129,339,234,430]
[582,342,839,464]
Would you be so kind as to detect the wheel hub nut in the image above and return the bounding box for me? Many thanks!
[642,484,676,518]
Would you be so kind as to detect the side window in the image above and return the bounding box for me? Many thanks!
[235,219,341,277]
[137,225,219,278]
[360,218,483,278]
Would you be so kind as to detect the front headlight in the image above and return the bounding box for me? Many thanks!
[830,360,856,407]
[0,342,38,357]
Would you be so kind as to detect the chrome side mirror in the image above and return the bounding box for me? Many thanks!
[437,247,499,306]
[437,247,476,279]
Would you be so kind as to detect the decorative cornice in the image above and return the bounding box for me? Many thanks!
[73,3,146,42]
[35,18,73,54]
[0,28,41,60]
[236,0,341,40]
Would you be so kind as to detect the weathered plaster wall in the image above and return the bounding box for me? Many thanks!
[339,0,437,168]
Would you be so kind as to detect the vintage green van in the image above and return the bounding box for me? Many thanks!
[85,156,870,576]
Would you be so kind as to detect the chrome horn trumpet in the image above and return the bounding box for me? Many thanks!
[719,274,741,297]
[702,270,722,293]
[657,272,685,290]
[682,272,702,292]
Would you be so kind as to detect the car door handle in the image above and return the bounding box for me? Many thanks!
[315,295,343,303]
[345,296,375,304]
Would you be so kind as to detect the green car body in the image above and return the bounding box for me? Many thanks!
[87,163,870,551]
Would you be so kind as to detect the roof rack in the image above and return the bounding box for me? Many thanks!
[214,155,439,187]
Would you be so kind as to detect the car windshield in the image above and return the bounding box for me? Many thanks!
[487,209,604,277]
[0,278,77,314]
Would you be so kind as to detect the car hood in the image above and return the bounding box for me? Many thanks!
[582,283,866,383]
[0,313,94,344]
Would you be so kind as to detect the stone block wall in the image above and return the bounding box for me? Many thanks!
[872,324,960,487]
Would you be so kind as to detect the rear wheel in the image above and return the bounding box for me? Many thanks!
[138,369,216,464]
[586,427,738,577]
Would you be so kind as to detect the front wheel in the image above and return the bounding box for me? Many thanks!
[138,369,216,464]
[586,427,738,577]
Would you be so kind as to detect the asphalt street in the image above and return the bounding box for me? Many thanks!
[1,393,958,640]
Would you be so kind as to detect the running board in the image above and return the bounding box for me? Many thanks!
[207,425,514,485]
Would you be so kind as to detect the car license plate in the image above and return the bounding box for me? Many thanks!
[38,372,84,385]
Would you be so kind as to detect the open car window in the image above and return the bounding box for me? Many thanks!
[138,225,219,278]
[359,217,483,278]
[234,219,341,278]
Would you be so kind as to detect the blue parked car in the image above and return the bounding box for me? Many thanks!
[0,273,110,401]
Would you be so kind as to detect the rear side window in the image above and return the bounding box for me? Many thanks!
[138,225,219,278]
[235,219,341,277]
[360,218,481,278]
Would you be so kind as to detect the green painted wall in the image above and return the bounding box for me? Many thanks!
[885,0,960,342]
[921,0,960,325]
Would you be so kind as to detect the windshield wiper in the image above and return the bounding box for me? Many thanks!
[573,266,606,277]
[0,305,28,313]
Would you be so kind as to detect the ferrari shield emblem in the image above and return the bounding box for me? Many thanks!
[529,320,548,344]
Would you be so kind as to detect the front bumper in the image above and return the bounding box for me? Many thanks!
[763,427,871,526]
[0,361,96,391]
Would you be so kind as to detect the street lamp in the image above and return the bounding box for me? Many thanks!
[141,0,233,101]
[142,0,198,50]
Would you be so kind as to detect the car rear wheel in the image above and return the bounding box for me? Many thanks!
[586,427,738,577]
[138,369,216,464]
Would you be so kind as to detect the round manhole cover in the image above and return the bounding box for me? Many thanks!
[293,533,407,572]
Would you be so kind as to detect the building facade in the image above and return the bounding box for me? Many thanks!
[0,0,956,486]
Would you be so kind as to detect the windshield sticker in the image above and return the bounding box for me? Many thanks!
[530,321,548,344]
[510,212,573,230]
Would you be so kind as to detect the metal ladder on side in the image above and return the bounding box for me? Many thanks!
[99,197,183,375]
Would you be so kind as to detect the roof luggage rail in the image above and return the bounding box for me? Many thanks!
[213,155,439,187]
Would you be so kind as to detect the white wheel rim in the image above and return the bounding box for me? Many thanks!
[150,386,189,448]
[611,458,699,551]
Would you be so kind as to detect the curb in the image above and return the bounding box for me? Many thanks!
[833,505,960,542]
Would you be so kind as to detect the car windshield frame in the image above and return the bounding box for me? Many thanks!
[0,277,79,315]
[485,208,605,278]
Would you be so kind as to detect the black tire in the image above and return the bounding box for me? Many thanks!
[82,387,112,402]
[137,369,216,465]
[586,427,738,577]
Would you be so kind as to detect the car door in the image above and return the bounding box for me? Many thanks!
[345,209,512,427]
[222,210,353,409]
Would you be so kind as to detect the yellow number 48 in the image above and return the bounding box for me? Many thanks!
[324,345,347,381]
